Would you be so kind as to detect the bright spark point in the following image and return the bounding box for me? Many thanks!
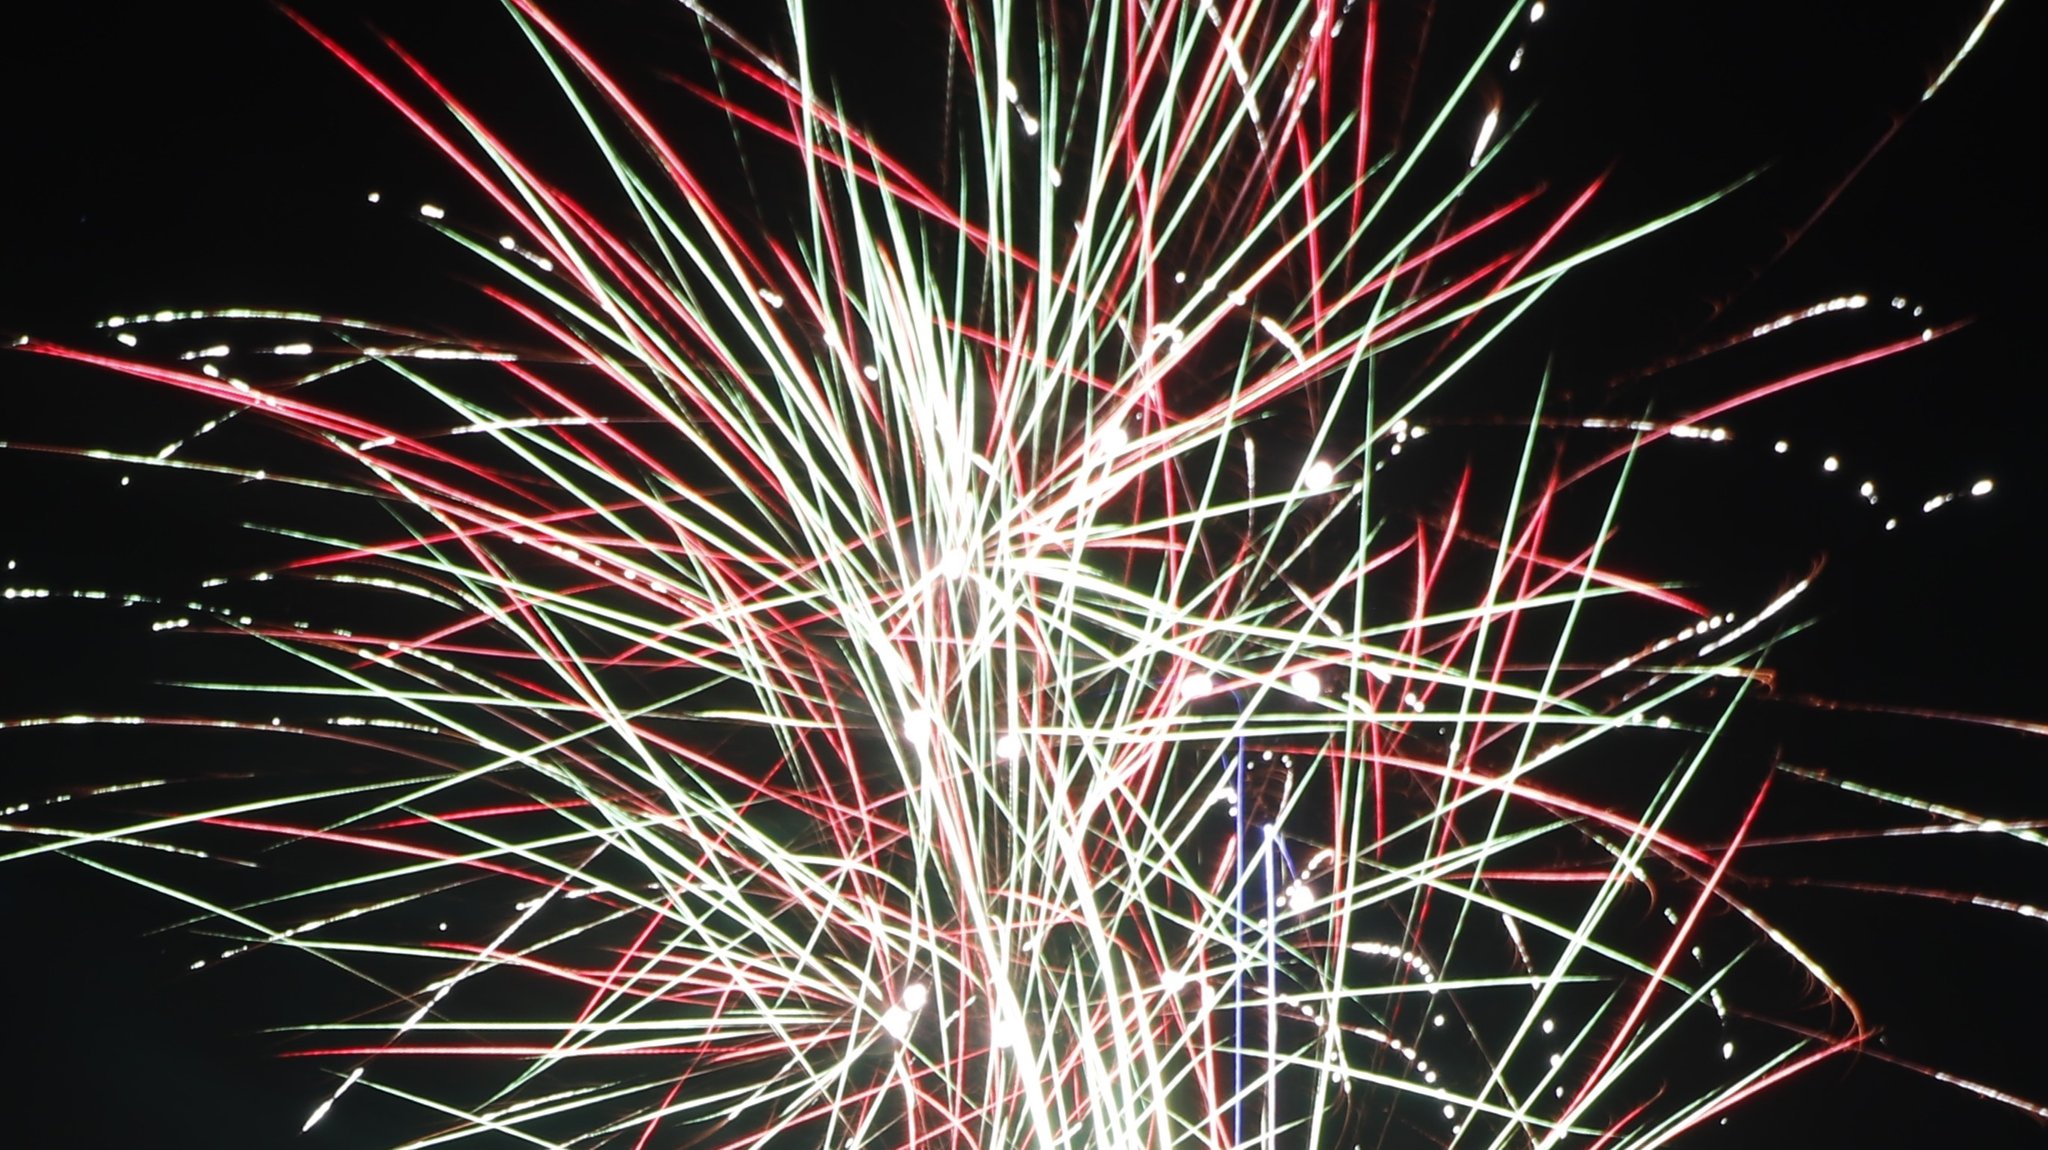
[879,1006,913,1040]
[903,709,936,749]
[991,1008,1027,1047]
[1287,669,1323,699]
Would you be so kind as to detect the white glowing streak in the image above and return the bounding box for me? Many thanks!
[419,202,445,219]
[1699,579,1811,656]
[1471,105,1501,167]
[1352,940,1438,983]
[1924,0,2005,101]
[994,732,1023,761]
[403,347,520,361]
[1200,0,1268,147]
[302,1068,364,1130]
[1259,315,1307,365]
[1749,293,1868,338]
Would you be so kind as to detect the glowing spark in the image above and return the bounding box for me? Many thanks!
[1472,104,1501,167]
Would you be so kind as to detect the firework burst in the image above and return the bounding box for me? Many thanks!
[4,2,2041,1147]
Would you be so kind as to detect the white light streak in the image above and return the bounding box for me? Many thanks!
[1471,105,1501,167]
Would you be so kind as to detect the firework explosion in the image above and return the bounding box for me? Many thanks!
[3,2,2041,1147]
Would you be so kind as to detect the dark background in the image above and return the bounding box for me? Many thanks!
[3,2,2042,1145]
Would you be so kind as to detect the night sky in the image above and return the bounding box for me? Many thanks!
[3,2,2043,1146]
